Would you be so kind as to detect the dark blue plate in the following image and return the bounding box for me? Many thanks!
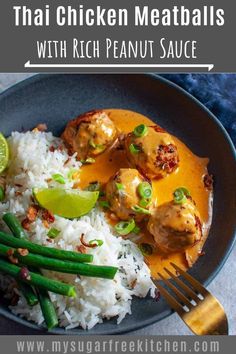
[0,74,235,334]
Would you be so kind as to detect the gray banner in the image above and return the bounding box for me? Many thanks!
[0,0,235,72]
[0,335,235,354]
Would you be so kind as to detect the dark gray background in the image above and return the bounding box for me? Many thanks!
[0,0,235,72]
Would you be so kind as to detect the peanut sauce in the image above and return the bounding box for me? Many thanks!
[78,109,213,279]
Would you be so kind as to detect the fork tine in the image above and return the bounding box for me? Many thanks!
[170,263,209,296]
[158,272,193,309]
[156,283,186,316]
[163,267,200,303]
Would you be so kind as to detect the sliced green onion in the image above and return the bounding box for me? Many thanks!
[138,182,152,199]
[52,174,66,184]
[99,200,110,208]
[133,226,141,234]
[133,124,148,137]
[139,243,153,256]
[89,140,105,151]
[129,143,141,154]
[173,187,190,204]
[0,186,5,202]
[131,205,151,215]
[86,181,101,192]
[47,228,60,239]
[114,219,136,236]
[116,183,124,190]
[89,239,104,247]
[89,139,97,149]
[99,190,105,197]
[139,198,151,208]
[81,158,96,164]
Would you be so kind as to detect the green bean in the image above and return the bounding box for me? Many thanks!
[0,258,76,297]
[0,231,93,263]
[2,213,28,239]
[2,213,40,306]
[18,281,38,306]
[0,243,117,279]
[2,213,58,328]
[37,289,58,330]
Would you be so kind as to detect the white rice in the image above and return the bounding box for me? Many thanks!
[0,130,155,330]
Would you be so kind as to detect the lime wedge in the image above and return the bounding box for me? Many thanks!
[33,188,99,218]
[0,133,9,173]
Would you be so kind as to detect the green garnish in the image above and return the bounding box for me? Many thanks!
[99,200,110,208]
[114,219,136,236]
[81,158,96,164]
[89,239,104,247]
[52,174,66,184]
[131,205,151,215]
[116,183,124,190]
[86,181,101,192]
[0,186,5,202]
[138,182,152,199]
[139,198,151,208]
[89,140,105,151]
[133,225,141,234]
[89,140,97,149]
[129,143,141,154]
[139,243,153,256]
[133,124,148,137]
[173,187,190,204]
[47,228,60,239]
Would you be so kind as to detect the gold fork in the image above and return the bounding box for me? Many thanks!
[157,262,228,335]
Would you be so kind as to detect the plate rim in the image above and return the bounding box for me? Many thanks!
[0,73,235,334]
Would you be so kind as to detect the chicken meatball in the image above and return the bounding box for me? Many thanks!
[147,199,202,253]
[105,168,152,221]
[124,125,179,179]
[61,110,117,160]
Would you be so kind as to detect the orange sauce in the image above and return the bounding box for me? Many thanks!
[79,109,213,278]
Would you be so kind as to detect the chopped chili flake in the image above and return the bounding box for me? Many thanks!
[130,279,137,289]
[203,174,213,191]
[42,209,55,223]
[17,248,29,257]
[194,215,203,238]
[27,205,39,222]
[42,220,50,229]
[76,245,87,254]
[35,123,47,132]
[8,255,19,265]
[15,183,23,188]
[155,144,179,173]
[49,146,55,152]
[7,249,14,257]
[15,191,22,197]
[152,125,166,133]
[21,218,31,231]
[64,158,71,166]
[80,233,97,248]
[19,267,31,281]
[154,289,161,302]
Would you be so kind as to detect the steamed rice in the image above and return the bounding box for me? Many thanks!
[0,130,155,330]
